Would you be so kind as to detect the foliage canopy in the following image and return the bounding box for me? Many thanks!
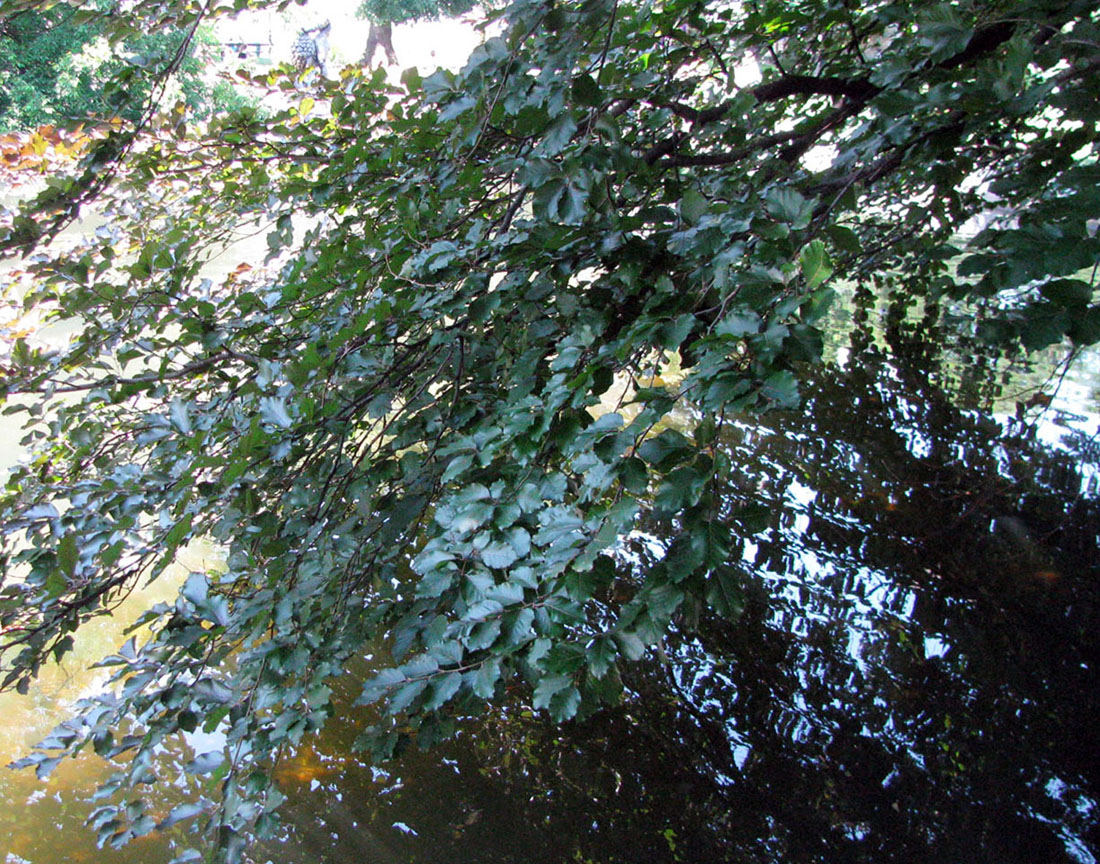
[0,0,1097,859]
[357,0,476,27]
[0,3,243,132]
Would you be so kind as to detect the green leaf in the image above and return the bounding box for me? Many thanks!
[765,187,814,229]
[481,540,520,569]
[504,606,535,646]
[637,429,693,469]
[957,253,998,278]
[664,533,706,582]
[158,802,206,830]
[619,457,649,494]
[169,397,192,434]
[1068,306,1100,345]
[654,466,707,515]
[612,630,646,661]
[571,73,601,106]
[259,397,293,429]
[919,6,974,62]
[657,314,696,350]
[472,657,501,699]
[541,114,579,155]
[438,94,477,122]
[415,569,455,599]
[165,514,193,549]
[700,521,731,569]
[706,568,744,620]
[506,527,532,557]
[455,483,491,504]
[586,635,617,679]
[826,224,861,254]
[643,581,684,624]
[715,310,761,338]
[423,672,462,712]
[1040,279,1092,307]
[761,370,800,407]
[184,751,224,775]
[412,547,456,575]
[57,533,78,578]
[401,66,422,93]
[787,323,824,363]
[1020,304,1069,351]
[548,684,581,721]
[467,619,502,651]
[533,173,590,225]
[799,240,833,289]
[532,671,582,719]
[680,185,708,224]
[389,679,428,714]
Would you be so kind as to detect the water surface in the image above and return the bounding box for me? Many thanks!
[2,300,1098,864]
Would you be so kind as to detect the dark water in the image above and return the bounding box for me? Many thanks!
[5,298,1099,863]
[254,303,1100,864]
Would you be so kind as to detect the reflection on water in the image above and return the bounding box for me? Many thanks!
[634,346,1099,863]
[252,327,1099,863]
[4,316,1100,862]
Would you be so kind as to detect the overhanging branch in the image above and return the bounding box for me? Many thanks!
[636,7,1065,173]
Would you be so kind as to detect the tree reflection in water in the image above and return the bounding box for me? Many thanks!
[260,318,1099,864]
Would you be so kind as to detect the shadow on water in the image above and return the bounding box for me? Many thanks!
[5,296,1099,863]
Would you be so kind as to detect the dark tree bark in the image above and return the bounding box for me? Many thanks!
[362,21,397,66]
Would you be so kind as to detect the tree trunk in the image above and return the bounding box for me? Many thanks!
[362,22,397,66]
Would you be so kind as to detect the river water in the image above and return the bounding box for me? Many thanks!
[1,289,1098,862]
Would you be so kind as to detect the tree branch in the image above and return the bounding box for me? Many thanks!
[5,347,251,395]
[751,74,879,103]
[637,7,1065,172]
[939,20,1015,70]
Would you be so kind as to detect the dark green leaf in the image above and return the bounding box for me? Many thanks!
[706,568,744,620]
